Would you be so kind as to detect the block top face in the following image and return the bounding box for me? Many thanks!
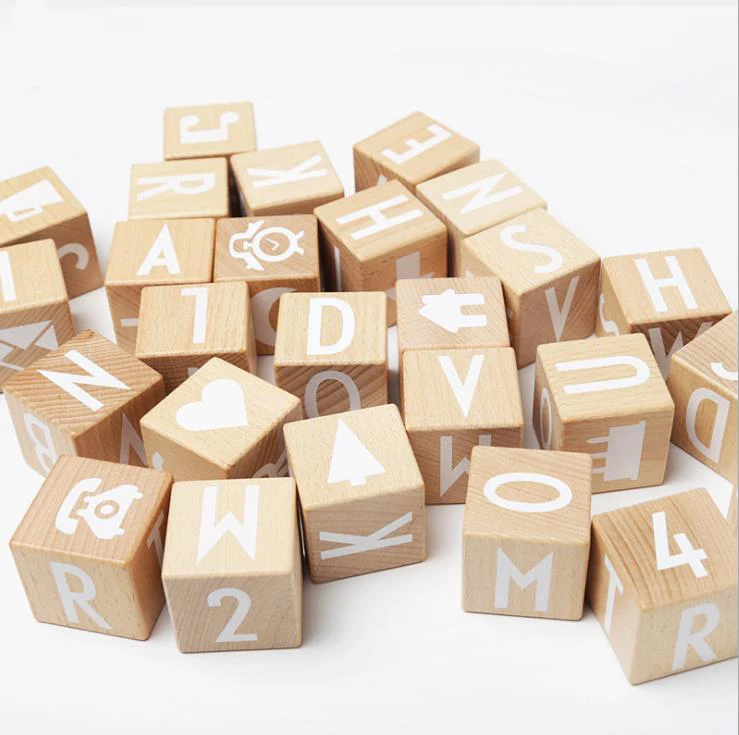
[416,159,547,238]
[0,239,67,311]
[592,488,738,610]
[315,179,446,263]
[164,101,256,160]
[0,166,86,246]
[354,111,479,189]
[273,291,387,366]
[284,404,422,510]
[602,248,731,326]
[162,478,297,579]
[214,215,319,282]
[231,141,344,214]
[465,447,592,545]
[402,347,523,432]
[11,455,172,562]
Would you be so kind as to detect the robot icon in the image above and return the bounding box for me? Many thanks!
[228,220,304,272]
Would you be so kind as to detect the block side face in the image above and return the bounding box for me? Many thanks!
[596,262,631,337]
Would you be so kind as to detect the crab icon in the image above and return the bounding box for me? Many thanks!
[228,220,304,271]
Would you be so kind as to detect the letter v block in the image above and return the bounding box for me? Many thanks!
[284,404,426,583]
[588,488,737,684]
[3,330,165,476]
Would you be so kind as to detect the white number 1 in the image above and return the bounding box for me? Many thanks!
[652,511,708,578]
[181,286,208,344]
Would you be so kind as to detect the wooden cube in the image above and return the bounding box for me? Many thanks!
[274,291,387,418]
[533,334,674,493]
[668,312,737,484]
[0,166,102,298]
[588,488,738,684]
[128,158,229,220]
[402,348,524,504]
[164,101,256,160]
[353,111,479,194]
[4,330,165,476]
[105,218,214,351]
[462,208,601,367]
[214,215,320,354]
[0,240,76,389]
[315,180,447,325]
[463,448,592,620]
[135,281,257,393]
[284,404,426,583]
[10,455,172,639]
[231,141,343,216]
[417,159,547,275]
[597,248,731,378]
[141,357,301,482]
[396,276,509,357]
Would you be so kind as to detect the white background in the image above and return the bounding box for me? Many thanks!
[0,3,737,734]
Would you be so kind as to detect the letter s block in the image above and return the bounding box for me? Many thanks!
[588,489,737,684]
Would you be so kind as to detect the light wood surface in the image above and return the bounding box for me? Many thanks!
[729,487,737,532]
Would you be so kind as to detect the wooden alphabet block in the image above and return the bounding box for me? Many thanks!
[315,180,447,324]
[417,159,547,275]
[402,348,523,504]
[10,455,172,639]
[105,218,214,351]
[284,404,426,583]
[463,448,592,620]
[533,334,674,492]
[353,111,479,194]
[135,281,257,393]
[462,208,601,367]
[273,291,387,418]
[0,167,102,298]
[668,312,737,483]
[164,101,256,160]
[597,248,731,378]
[128,158,229,220]
[3,330,165,476]
[214,215,321,354]
[231,141,343,216]
[0,240,76,389]
[588,488,738,684]
[141,357,301,481]
[162,478,301,652]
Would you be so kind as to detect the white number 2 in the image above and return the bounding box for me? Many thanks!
[652,511,708,578]
[207,587,258,643]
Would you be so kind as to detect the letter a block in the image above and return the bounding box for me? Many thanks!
[588,489,738,684]
[463,448,592,620]
[402,348,524,504]
[162,478,301,652]
[597,248,731,378]
[533,334,674,492]
[668,312,737,484]
[285,404,426,583]
[3,330,165,476]
[274,292,387,418]
[10,455,172,639]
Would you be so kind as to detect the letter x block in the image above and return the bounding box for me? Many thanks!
[533,334,674,493]
[284,404,426,583]
[668,313,737,484]
[463,448,592,620]
[588,489,738,684]
[315,179,447,324]
[10,455,172,639]
[3,330,165,476]
[162,478,301,652]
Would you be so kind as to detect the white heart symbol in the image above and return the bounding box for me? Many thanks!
[175,378,248,432]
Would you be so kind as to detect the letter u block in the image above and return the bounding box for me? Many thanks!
[588,489,737,684]
[274,292,388,418]
[533,334,674,492]
[463,448,592,620]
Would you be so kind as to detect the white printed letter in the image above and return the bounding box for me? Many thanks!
[50,562,111,630]
[672,604,720,671]
[686,387,730,463]
[635,255,697,313]
[495,549,553,612]
[197,484,260,562]
[336,195,422,241]
[555,355,650,395]
[306,297,355,356]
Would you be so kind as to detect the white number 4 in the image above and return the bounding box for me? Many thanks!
[652,511,708,578]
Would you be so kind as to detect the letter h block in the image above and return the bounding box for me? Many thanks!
[588,488,738,684]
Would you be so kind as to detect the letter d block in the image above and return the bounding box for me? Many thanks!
[588,489,738,684]
[463,448,592,620]
[274,292,387,418]
[10,455,172,639]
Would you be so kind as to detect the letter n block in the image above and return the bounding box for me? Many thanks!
[588,489,737,684]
